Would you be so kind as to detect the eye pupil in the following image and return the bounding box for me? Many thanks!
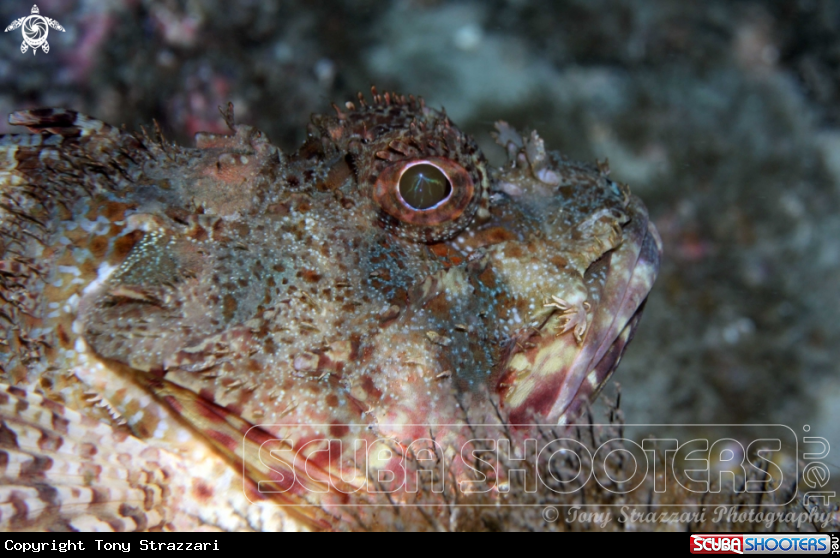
[398,164,451,210]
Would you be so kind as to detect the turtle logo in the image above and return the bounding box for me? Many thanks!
[5,5,65,55]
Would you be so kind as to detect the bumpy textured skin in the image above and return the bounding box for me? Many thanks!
[0,90,661,530]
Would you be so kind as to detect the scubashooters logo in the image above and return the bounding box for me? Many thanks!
[4,5,65,55]
[690,534,836,555]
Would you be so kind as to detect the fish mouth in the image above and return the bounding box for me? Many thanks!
[497,198,662,425]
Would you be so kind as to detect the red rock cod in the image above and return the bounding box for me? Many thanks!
[0,89,661,530]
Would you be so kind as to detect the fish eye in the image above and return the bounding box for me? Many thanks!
[372,156,477,241]
[397,163,452,210]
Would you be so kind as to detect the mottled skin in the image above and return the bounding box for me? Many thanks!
[0,90,660,530]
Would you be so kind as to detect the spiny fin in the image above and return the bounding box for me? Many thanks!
[0,109,150,388]
[0,383,198,531]
[9,108,121,138]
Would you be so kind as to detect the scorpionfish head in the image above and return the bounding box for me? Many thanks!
[0,89,660,528]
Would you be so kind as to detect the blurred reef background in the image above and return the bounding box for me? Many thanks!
[1,0,838,487]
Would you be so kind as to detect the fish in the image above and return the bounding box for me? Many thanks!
[0,89,660,530]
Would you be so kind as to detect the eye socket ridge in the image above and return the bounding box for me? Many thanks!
[373,156,475,227]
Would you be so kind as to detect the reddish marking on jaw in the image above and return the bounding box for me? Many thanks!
[329,421,349,438]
